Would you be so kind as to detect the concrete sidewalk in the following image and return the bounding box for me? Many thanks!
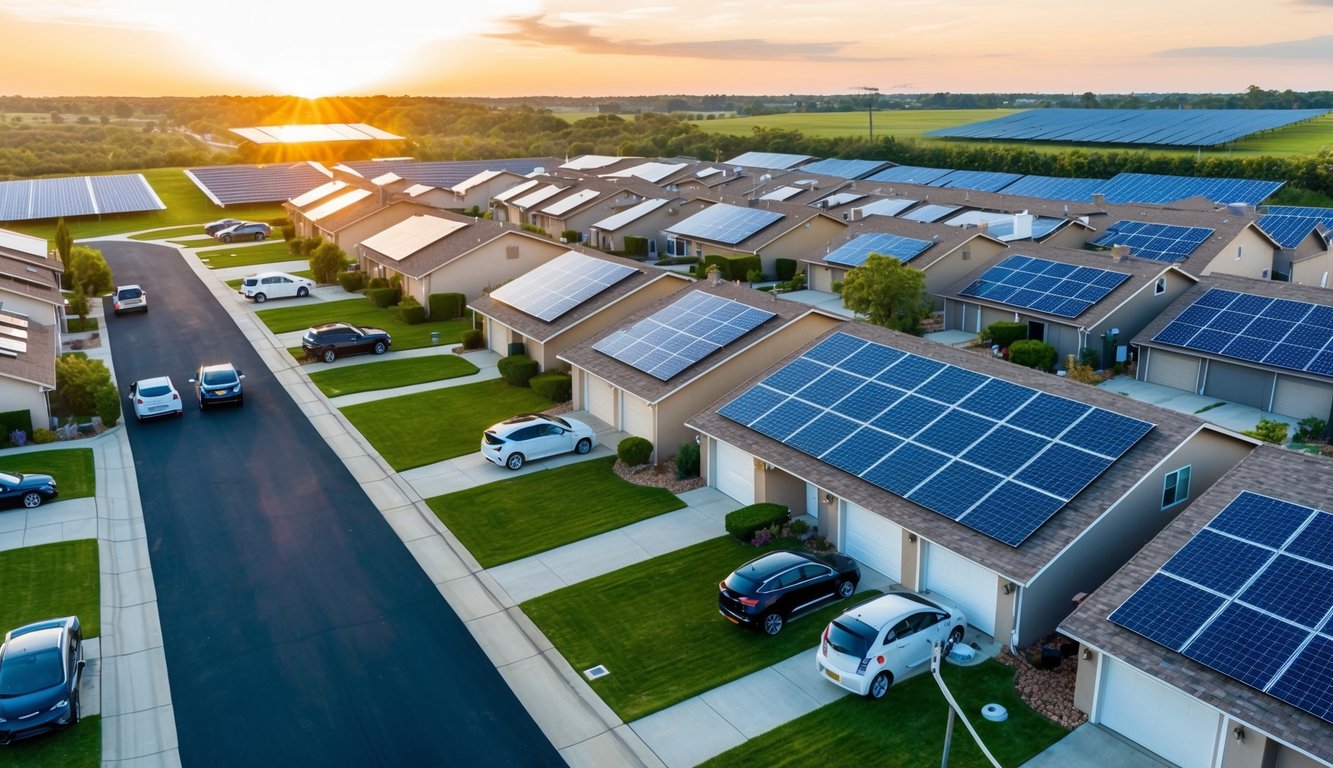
[1098,376,1299,434]
[1019,723,1172,768]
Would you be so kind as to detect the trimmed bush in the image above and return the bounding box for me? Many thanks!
[1244,416,1289,444]
[461,328,485,350]
[530,372,572,403]
[746,268,766,284]
[623,236,649,257]
[775,258,798,282]
[31,428,57,444]
[395,295,427,324]
[982,321,1027,350]
[310,242,348,284]
[429,292,466,320]
[617,436,654,466]
[366,286,401,308]
[497,355,539,387]
[675,441,700,479]
[560,229,580,244]
[337,271,367,292]
[1009,340,1057,372]
[725,503,789,542]
[54,354,112,418]
[0,410,34,443]
[1295,416,1327,442]
[94,383,121,427]
[368,276,389,290]
[699,254,761,282]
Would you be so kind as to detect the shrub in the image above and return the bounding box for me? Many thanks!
[1064,354,1101,385]
[280,224,295,242]
[310,242,347,283]
[725,503,789,542]
[0,409,34,439]
[67,245,114,297]
[395,295,427,324]
[617,436,654,466]
[775,258,798,282]
[368,276,389,290]
[1294,416,1327,443]
[623,236,649,257]
[8,429,27,447]
[1244,416,1290,444]
[654,255,698,266]
[461,328,485,350]
[366,286,401,308]
[337,271,367,292]
[93,383,121,427]
[675,441,700,479]
[1079,347,1099,368]
[55,354,112,417]
[497,355,539,387]
[746,268,766,284]
[982,321,1027,349]
[788,518,810,537]
[1009,340,1057,372]
[560,229,580,244]
[530,372,572,402]
[429,292,466,320]
[522,224,551,238]
[289,236,322,258]
[31,428,57,444]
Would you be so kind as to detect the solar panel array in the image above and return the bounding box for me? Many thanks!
[1097,173,1282,206]
[991,175,1108,202]
[865,166,953,185]
[856,198,918,218]
[1110,491,1333,724]
[826,233,934,267]
[665,203,784,245]
[760,186,804,202]
[337,158,550,189]
[593,291,775,381]
[489,252,637,322]
[1090,220,1215,262]
[724,152,811,170]
[930,169,1024,193]
[797,158,887,179]
[926,108,1331,147]
[0,174,164,222]
[960,255,1131,318]
[1151,288,1333,378]
[814,192,865,209]
[1258,206,1333,248]
[542,188,600,216]
[592,198,670,231]
[719,332,1154,546]
[900,204,961,223]
[186,164,332,206]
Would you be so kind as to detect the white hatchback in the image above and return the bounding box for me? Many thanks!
[239,272,315,303]
[128,376,183,421]
[816,592,966,700]
[481,413,596,470]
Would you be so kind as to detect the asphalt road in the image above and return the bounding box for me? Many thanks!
[98,241,563,766]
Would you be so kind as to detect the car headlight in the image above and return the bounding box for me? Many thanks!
[51,699,68,711]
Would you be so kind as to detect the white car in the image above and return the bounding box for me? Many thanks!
[481,413,596,470]
[239,272,315,303]
[816,592,966,700]
[112,285,147,315]
[128,376,183,421]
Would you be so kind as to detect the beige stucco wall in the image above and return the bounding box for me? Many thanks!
[0,379,51,432]
[328,205,441,252]
[1198,227,1277,280]
[1291,249,1332,289]
[1085,270,1194,367]
[1,293,58,325]
[1073,647,1098,714]
[419,235,567,302]
[752,218,847,274]
[1043,226,1094,249]
[754,465,805,513]
[922,239,1007,307]
[593,207,681,254]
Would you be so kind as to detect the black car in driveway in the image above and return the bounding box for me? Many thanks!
[189,362,245,409]
[719,550,861,636]
[301,322,392,363]
[0,616,83,744]
[0,470,57,509]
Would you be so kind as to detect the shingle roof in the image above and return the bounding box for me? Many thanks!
[0,251,62,306]
[357,211,546,279]
[0,319,56,389]
[803,216,1002,269]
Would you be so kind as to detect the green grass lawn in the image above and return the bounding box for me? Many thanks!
[522,536,874,721]
[700,660,1068,768]
[340,379,554,470]
[0,540,101,638]
[427,457,686,566]
[225,269,315,289]
[193,240,296,269]
[127,224,210,241]
[65,317,99,333]
[0,448,96,500]
[308,354,479,397]
[258,298,473,353]
[4,715,100,767]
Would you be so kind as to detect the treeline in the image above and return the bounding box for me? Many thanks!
[0,123,228,178]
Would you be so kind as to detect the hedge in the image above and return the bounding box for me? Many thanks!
[497,355,539,387]
[395,295,427,325]
[337,271,367,292]
[984,321,1027,349]
[775,258,798,282]
[366,287,401,308]
[617,436,654,466]
[530,372,572,403]
[0,409,34,445]
[560,229,580,244]
[623,236,649,257]
[429,292,466,320]
[725,503,790,542]
[1009,339,1057,372]
[697,254,761,282]
[461,328,485,350]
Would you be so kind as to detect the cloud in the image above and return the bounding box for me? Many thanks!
[1158,35,1333,59]
[487,14,891,62]
[1286,0,1333,7]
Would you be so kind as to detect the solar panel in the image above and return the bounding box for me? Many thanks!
[760,186,804,202]
[825,233,934,267]
[489,252,637,322]
[996,175,1108,202]
[854,198,918,218]
[1097,173,1283,206]
[0,174,164,222]
[1258,206,1333,248]
[593,291,775,380]
[336,158,550,189]
[665,203,784,245]
[185,163,332,206]
[87,174,165,214]
[1110,491,1333,724]
[813,192,865,209]
[927,108,1330,148]
[542,188,600,216]
[929,169,1024,193]
[1090,220,1215,262]
[797,158,887,179]
[724,151,812,170]
[592,198,670,231]
[899,204,961,223]
[719,332,1154,546]
[960,255,1130,318]
[864,166,954,185]
[1151,288,1333,379]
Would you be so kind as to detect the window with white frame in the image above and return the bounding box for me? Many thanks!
[1155,276,1166,295]
[1162,466,1192,509]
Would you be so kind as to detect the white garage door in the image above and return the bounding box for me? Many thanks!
[488,319,509,357]
[713,440,755,506]
[922,544,998,637]
[587,375,616,427]
[1273,375,1333,421]
[842,502,902,582]
[1145,349,1200,393]
[622,392,655,444]
[1100,659,1219,768]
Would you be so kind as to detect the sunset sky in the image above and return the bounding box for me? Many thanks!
[1,0,1330,98]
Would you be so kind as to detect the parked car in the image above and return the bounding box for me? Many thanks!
[0,470,57,509]
[816,592,966,700]
[128,376,183,421]
[215,222,271,243]
[189,362,244,409]
[301,322,391,363]
[111,285,147,315]
[203,218,242,236]
[719,550,860,636]
[481,413,596,470]
[239,271,314,303]
[0,616,83,745]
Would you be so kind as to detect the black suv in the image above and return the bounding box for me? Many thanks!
[719,550,861,636]
[301,322,392,363]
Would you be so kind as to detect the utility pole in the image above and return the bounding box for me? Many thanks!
[853,86,879,141]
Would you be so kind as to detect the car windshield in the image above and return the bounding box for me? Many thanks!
[548,415,572,429]
[202,370,237,386]
[826,617,878,658]
[0,647,62,696]
[723,572,760,593]
[0,470,20,484]
[139,384,171,397]
[118,288,141,299]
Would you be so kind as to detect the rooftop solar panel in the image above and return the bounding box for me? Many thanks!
[927,108,1330,148]
[760,186,804,202]
[601,161,687,183]
[719,332,1154,546]
[813,192,864,209]
[899,204,961,223]
[854,198,918,218]
[665,203,784,245]
[1110,490,1333,724]
[337,158,550,189]
[490,251,638,322]
[1258,214,1330,249]
[865,166,954,185]
[185,163,332,206]
[996,175,1108,202]
[1097,173,1283,206]
[592,198,670,231]
[1090,220,1215,262]
[797,158,887,179]
[825,233,934,267]
[960,254,1130,318]
[542,188,600,216]
[929,169,1024,193]
[724,152,812,170]
[511,184,566,209]
[593,291,775,380]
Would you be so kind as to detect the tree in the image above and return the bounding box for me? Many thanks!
[836,254,931,334]
[54,354,113,418]
[67,245,114,297]
[67,287,89,329]
[54,218,72,262]
[309,242,347,284]
[113,101,133,119]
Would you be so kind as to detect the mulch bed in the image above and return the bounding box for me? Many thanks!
[612,459,705,494]
[995,644,1088,729]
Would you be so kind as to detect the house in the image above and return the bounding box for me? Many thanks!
[588,196,683,256]
[469,250,692,370]
[445,169,530,211]
[559,276,843,463]
[1258,206,1332,284]
[1059,445,1333,768]
[686,322,1256,646]
[662,199,846,275]
[1132,273,1333,423]
[1075,205,1281,282]
[0,229,63,433]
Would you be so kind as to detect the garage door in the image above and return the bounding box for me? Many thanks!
[488,319,509,357]
[1099,659,1219,768]
[1273,375,1333,421]
[622,392,655,444]
[1203,361,1270,409]
[922,544,998,637]
[713,440,755,506]
[1145,349,1200,393]
[587,375,616,427]
[842,502,902,582]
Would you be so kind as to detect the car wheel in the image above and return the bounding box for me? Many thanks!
[867,670,893,700]
[945,626,965,657]
[297,286,309,297]
[506,453,525,470]
[322,348,337,364]
[575,438,592,454]
[372,341,387,355]
[256,232,267,241]
[836,579,855,599]
[254,292,267,303]
[761,612,784,636]
[22,491,43,509]
[221,234,232,243]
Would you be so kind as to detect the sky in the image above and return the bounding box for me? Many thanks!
[0,0,1330,98]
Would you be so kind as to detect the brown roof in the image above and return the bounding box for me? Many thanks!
[1059,445,1333,765]
[0,319,56,389]
[687,321,1214,583]
[0,252,62,306]
[358,212,554,279]
[803,217,1006,269]
[664,197,844,253]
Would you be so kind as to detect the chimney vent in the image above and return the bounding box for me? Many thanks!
[1111,244,1129,262]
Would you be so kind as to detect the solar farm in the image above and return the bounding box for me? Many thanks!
[0,174,164,222]
[927,108,1332,148]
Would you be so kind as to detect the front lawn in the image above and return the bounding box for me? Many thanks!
[340,379,553,470]
[308,355,479,397]
[428,457,685,567]
[65,317,99,333]
[700,661,1068,768]
[128,224,208,241]
[522,536,874,721]
[259,297,473,353]
[5,716,100,768]
[194,240,296,270]
[0,448,96,500]
[0,540,101,638]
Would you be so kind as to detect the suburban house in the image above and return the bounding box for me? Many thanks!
[1059,445,1333,768]
[469,250,692,370]
[587,196,683,256]
[1131,273,1333,423]
[686,322,1256,646]
[444,169,531,211]
[521,179,668,245]
[312,200,456,253]
[287,185,383,244]
[0,229,63,433]
[662,199,846,275]
[559,277,843,463]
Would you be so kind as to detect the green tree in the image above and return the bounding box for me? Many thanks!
[836,253,931,333]
[309,242,347,284]
[67,245,114,297]
[54,355,113,418]
[67,287,89,328]
[113,101,133,119]
[54,218,72,287]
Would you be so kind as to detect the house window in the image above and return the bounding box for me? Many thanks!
[1162,466,1191,509]
[1235,245,1243,261]
[962,249,971,261]
[1154,276,1166,295]
[506,245,519,260]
